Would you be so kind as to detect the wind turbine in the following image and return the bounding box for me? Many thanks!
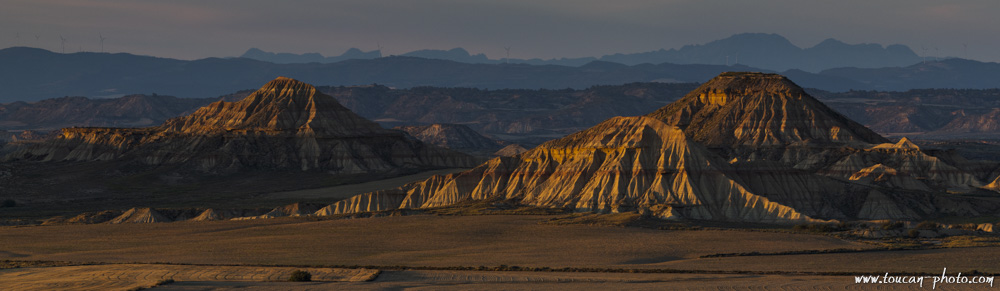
[59,35,67,53]
[504,46,511,64]
[376,42,383,58]
[99,33,106,53]
[14,32,19,45]
[963,43,968,59]
[34,34,40,44]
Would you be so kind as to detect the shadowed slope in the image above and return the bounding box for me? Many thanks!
[647,72,887,162]
[161,77,388,136]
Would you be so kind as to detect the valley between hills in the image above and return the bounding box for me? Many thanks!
[2,73,1000,289]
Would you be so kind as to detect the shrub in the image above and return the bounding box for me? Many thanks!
[908,229,921,238]
[916,221,939,230]
[1,199,15,208]
[288,270,312,282]
[793,223,838,232]
[881,221,904,230]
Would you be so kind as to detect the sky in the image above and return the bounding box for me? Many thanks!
[2,0,999,62]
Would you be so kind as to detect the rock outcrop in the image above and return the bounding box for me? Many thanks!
[6,77,477,174]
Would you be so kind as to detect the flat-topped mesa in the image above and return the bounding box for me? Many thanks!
[647,72,889,149]
[694,73,804,106]
[159,77,389,136]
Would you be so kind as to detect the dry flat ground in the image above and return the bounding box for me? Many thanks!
[0,264,376,290]
[0,266,928,290]
[0,215,867,267]
[2,215,999,289]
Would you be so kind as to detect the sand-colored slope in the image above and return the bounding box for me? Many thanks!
[320,116,816,223]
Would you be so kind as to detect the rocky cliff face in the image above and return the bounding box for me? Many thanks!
[6,77,476,174]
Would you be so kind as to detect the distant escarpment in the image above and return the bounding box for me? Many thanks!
[310,73,996,223]
[6,77,476,174]
[0,94,218,131]
[395,123,503,156]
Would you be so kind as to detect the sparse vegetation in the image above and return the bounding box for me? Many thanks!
[288,270,312,282]
[544,213,642,227]
[793,223,846,233]
[916,221,940,230]
[881,221,905,230]
[940,236,1000,248]
[423,198,570,216]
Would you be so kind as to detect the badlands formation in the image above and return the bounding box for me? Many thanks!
[6,77,476,174]
[8,73,999,225]
[311,73,998,223]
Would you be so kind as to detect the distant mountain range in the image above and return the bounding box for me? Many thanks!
[241,33,923,72]
[1,46,998,102]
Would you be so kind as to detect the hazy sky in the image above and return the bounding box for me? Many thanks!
[2,0,998,62]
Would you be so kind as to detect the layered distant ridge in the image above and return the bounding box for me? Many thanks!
[394,123,502,156]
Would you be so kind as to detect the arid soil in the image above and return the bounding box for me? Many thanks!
[0,215,867,267]
[0,264,376,290]
[1,215,997,290]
